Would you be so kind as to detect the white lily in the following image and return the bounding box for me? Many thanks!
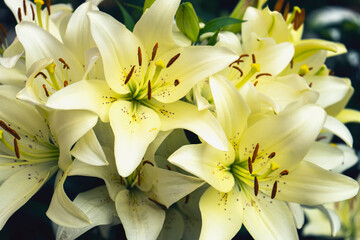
[0,85,105,230]
[46,0,237,177]
[169,76,359,240]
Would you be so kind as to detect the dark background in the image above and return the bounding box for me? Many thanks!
[0,0,359,239]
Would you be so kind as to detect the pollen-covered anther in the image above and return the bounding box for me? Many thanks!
[167,53,180,68]
[252,143,259,163]
[142,160,154,166]
[17,8,22,22]
[124,65,135,84]
[151,42,158,61]
[14,138,20,159]
[252,54,256,64]
[268,152,276,159]
[256,73,272,79]
[232,54,249,65]
[0,120,21,140]
[147,80,152,100]
[283,2,290,20]
[232,66,243,77]
[23,0,27,15]
[30,4,35,21]
[254,176,259,196]
[280,170,289,176]
[174,79,180,86]
[45,0,51,15]
[274,0,285,12]
[137,46,142,66]
[271,181,278,199]
[137,171,141,186]
[63,81,68,87]
[35,72,47,79]
[59,58,70,69]
[42,84,50,97]
[248,157,253,174]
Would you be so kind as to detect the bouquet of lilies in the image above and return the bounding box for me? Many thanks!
[0,0,359,239]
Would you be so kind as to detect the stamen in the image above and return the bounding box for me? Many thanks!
[59,58,70,69]
[274,0,284,12]
[185,195,190,204]
[35,72,47,79]
[30,4,35,21]
[137,171,141,186]
[237,54,249,63]
[0,120,21,140]
[14,139,20,159]
[18,8,22,22]
[290,59,293,69]
[45,0,51,15]
[247,157,253,174]
[166,165,172,170]
[0,35,2,46]
[137,47,142,66]
[271,181,278,199]
[283,2,290,20]
[308,82,312,88]
[147,80,151,100]
[120,176,124,185]
[256,73,272,79]
[166,53,180,68]
[34,0,44,28]
[148,198,166,210]
[151,42,158,61]
[316,136,327,141]
[252,54,256,64]
[124,65,135,84]
[268,152,276,159]
[142,160,154,166]
[23,0,27,15]
[63,81,68,87]
[280,170,289,176]
[253,81,258,87]
[232,66,243,77]
[174,79,180,86]
[42,84,50,97]
[254,177,259,196]
[252,143,259,163]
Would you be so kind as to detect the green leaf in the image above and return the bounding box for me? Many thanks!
[223,0,258,33]
[115,1,135,31]
[124,3,143,12]
[200,17,244,35]
[207,28,220,46]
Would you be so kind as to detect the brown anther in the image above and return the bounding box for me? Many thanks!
[268,152,276,159]
[308,82,312,88]
[14,138,20,159]
[174,79,180,86]
[252,54,256,64]
[238,54,249,61]
[45,0,51,15]
[254,81,258,86]
[142,160,154,166]
[256,73,272,79]
[247,157,253,174]
[63,80,68,87]
[185,194,190,204]
[42,84,50,97]
[166,164,172,170]
[30,4,35,21]
[23,0,27,15]
[138,171,141,186]
[290,59,294,69]
[0,35,2,45]
[58,58,66,64]
[308,67,313,71]
[137,47,142,66]
[274,0,285,13]
[299,8,306,28]
[232,66,243,77]
[0,120,21,140]
[283,2,290,20]
[124,65,135,84]
[0,23,7,38]
[148,198,167,210]
[35,72,47,79]
[252,143,259,163]
[329,69,334,76]
[167,53,180,68]
[120,176,124,185]
[147,80,152,100]
[271,181,278,199]
[17,8,22,22]
[254,177,259,196]
[280,170,289,176]
[316,136,327,141]
[151,42,158,61]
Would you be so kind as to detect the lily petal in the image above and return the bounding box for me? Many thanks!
[323,115,353,147]
[115,189,166,240]
[169,143,235,193]
[304,142,343,170]
[199,187,243,240]
[157,208,184,240]
[46,79,120,122]
[109,101,160,177]
[154,100,228,151]
[336,108,360,124]
[270,161,359,205]
[332,144,358,173]
[133,0,178,56]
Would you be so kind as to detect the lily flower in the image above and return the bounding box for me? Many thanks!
[45,0,237,177]
[169,76,359,240]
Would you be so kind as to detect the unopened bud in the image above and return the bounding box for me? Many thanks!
[175,2,200,42]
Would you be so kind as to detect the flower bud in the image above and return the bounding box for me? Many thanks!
[175,2,200,42]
